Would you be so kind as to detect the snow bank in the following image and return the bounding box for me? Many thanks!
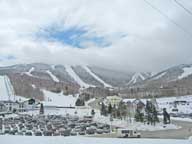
[0,136,189,144]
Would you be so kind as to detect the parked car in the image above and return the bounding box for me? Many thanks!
[96,129,104,134]
[35,131,42,136]
[86,128,95,135]
[79,131,86,135]
[25,131,32,136]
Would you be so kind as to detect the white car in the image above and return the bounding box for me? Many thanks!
[117,129,141,138]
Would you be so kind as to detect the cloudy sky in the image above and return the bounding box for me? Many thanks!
[0,0,192,72]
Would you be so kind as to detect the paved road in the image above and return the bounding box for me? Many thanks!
[93,120,192,139]
[139,120,192,139]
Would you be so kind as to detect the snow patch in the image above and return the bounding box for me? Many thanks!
[82,66,112,88]
[42,90,78,107]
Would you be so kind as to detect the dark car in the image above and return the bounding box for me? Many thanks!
[43,131,52,136]
[35,131,42,136]
[25,131,32,136]
[60,129,71,136]
[96,129,104,134]
[86,128,95,135]
[79,131,86,135]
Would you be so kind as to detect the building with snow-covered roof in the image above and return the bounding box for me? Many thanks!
[105,95,122,107]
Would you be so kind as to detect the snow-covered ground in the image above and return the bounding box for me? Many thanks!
[46,70,60,82]
[42,90,78,107]
[65,65,93,88]
[93,114,180,131]
[0,136,190,144]
[82,66,112,88]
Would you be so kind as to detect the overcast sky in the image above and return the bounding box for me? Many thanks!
[0,0,192,72]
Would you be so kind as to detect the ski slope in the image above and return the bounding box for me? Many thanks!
[0,76,10,101]
[65,65,92,88]
[46,70,59,82]
[82,66,112,88]
[179,67,192,79]
[128,73,146,85]
[24,67,34,77]
[152,72,167,80]
[0,75,26,101]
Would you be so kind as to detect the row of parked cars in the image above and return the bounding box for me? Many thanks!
[0,114,111,136]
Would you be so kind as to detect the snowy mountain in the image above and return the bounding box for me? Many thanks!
[0,63,136,88]
[3,63,192,100]
[141,64,192,87]
[120,64,192,98]
[0,63,136,100]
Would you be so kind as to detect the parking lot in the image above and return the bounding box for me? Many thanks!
[0,114,111,136]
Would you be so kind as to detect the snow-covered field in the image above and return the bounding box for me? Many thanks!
[42,90,78,107]
[0,136,190,144]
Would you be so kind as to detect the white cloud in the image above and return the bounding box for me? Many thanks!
[0,0,192,72]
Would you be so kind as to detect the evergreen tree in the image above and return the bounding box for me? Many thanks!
[39,103,44,115]
[117,101,127,120]
[151,105,159,125]
[101,102,107,116]
[108,103,112,114]
[163,108,170,124]
[135,107,144,122]
[91,109,96,117]
[145,100,159,125]
[112,104,117,118]
[75,98,85,106]
[145,101,152,124]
